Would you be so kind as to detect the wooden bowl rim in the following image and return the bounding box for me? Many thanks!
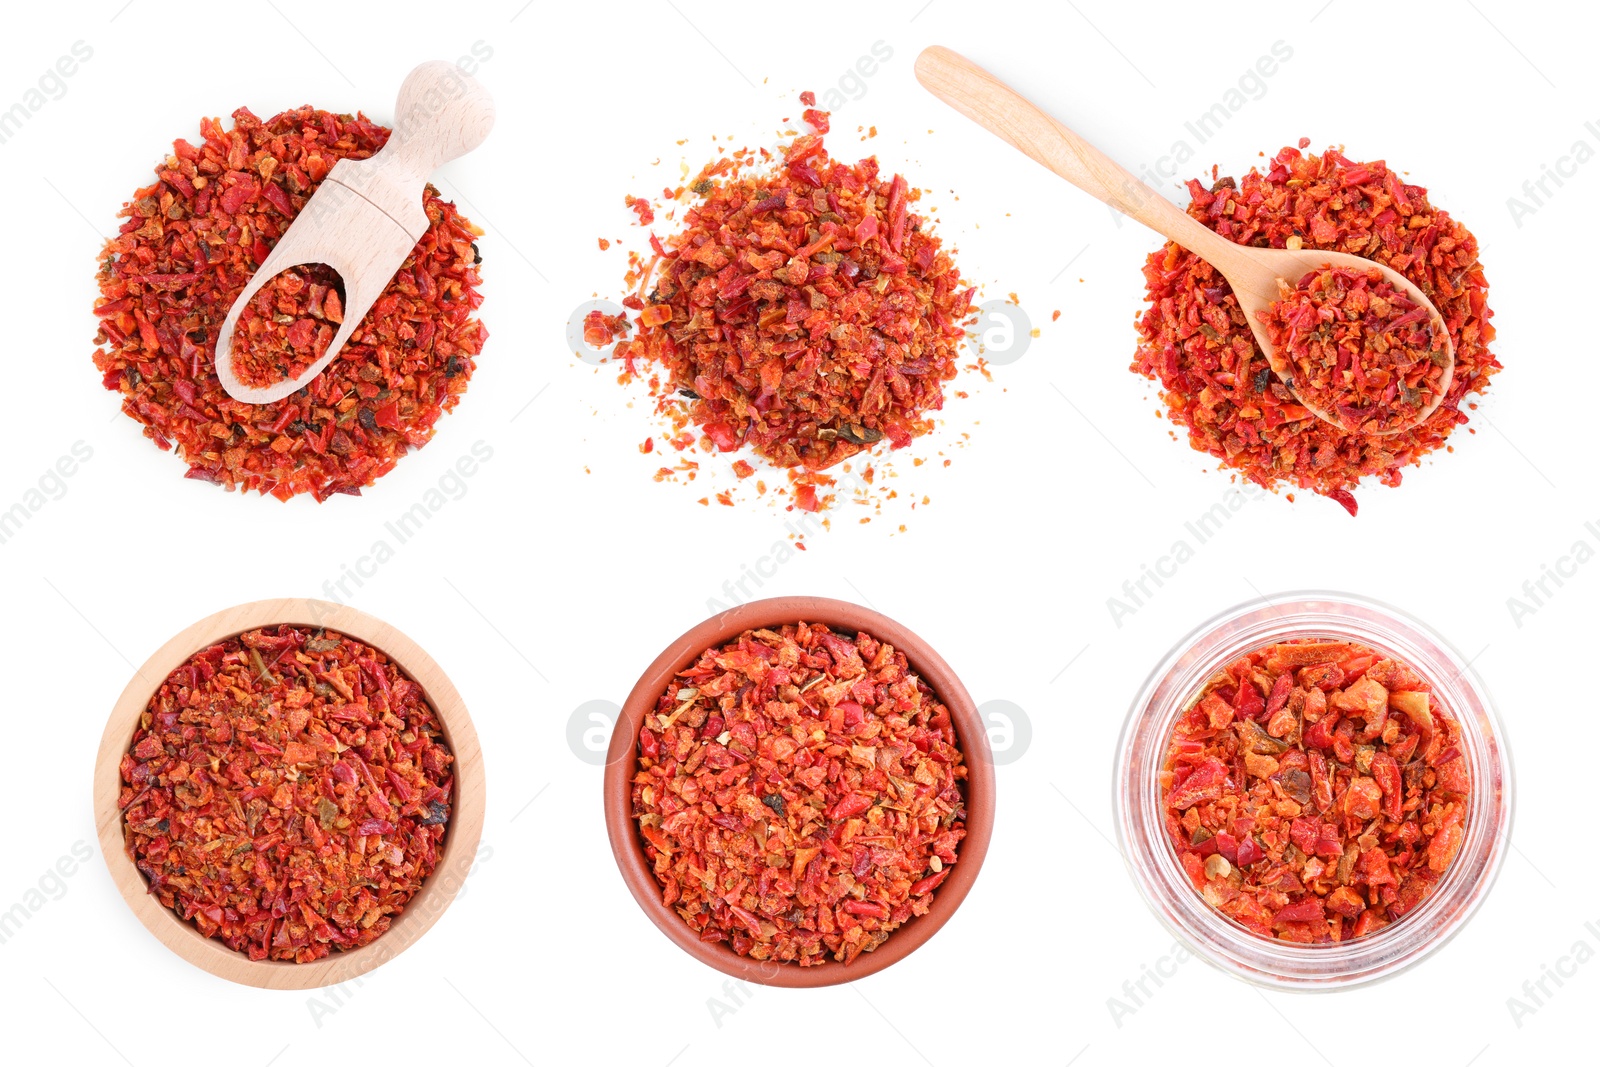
[603,596,995,988]
[93,598,486,990]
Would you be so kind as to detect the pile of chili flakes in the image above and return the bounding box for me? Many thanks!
[92,106,487,501]
[1162,639,1469,943]
[119,625,454,963]
[611,94,977,514]
[631,623,967,966]
[1131,141,1498,515]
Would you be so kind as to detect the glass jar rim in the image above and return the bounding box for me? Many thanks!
[1112,590,1515,990]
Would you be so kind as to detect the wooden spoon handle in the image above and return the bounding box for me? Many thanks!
[914,46,1247,271]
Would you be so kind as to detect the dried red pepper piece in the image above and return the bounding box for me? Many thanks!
[583,307,631,349]
[1160,639,1470,943]
[91,106,487,501]
[1260,266,1448,434]
[617,96,975,476]
[119,626,453,962]
[1130,142,1498,513]
[230,264,345,389]
[631,623,967,966]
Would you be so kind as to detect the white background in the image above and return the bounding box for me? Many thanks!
[0,1,1593,1064]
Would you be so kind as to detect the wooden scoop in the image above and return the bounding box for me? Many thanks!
[214,61,495,405]
[914,46,1453,435]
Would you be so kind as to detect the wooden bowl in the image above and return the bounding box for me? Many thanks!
[94,598,485,989]
[604,596,995,987]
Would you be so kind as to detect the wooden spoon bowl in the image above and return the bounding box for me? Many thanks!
[93,599,485,989]
[914,46,1454,435]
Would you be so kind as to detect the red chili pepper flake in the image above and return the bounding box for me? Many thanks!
[91,106,487,501]
[625,194,655,225]
[1260,266,1448,434]
[1161,639,1469,944]
[632,622,967,966]
[1130,144,1498,513]
[230,264,345,389]
[583,308,631,349]
[615,95,976,486]
[119,625,453,962]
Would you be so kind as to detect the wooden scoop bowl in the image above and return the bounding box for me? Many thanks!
[214,61,495,405]
[914,46,1453,435]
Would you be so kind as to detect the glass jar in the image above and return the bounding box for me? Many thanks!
[1113,592,1513,989]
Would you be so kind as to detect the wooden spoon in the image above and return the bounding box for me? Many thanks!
[914,46,1453,435]
[214,61,495,405]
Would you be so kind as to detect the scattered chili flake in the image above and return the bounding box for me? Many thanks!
[119,625,453,962]
[616,94,976,482]
[625,194,655,225]
[1161,639,1469,943]
[631,622,967,966]
[598,237,611,250]
[1260,266,1448,434]
[1130,144,1498,513]
[230,264,344,389]
[583,308,631,349]
[92,105,487,501]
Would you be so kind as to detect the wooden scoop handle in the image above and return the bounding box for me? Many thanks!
[369,60,497,189]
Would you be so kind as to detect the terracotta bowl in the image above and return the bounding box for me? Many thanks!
[604,596,995,987]
[93,599,485,989]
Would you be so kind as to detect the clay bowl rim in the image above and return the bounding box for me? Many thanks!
[603,595,995,988]
[93,598,486,990]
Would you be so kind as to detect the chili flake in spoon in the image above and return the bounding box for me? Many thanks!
[1260,265,1449,435]
[230,264,345,390]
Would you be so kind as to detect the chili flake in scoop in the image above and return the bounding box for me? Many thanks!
[631,623,967,966]
[618,98,976,478]
[1130,142,1498,515]
[119,625,453,963]
[1161,639,1469,944]
[230,264,345,390]
[1260,265,1448,435]
[92,105,486,501]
